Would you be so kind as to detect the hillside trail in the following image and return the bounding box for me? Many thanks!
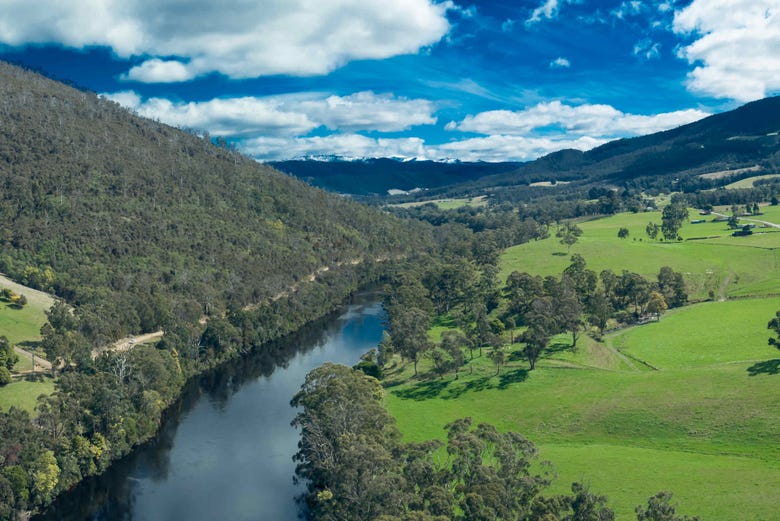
[91,330,164,359]
[13,345,52,373]
[718,272,732,301]
[707,210,780,229]
[601,336,640,371]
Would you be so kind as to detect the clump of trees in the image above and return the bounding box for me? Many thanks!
[292,364,700,521]
[504,256,687,367]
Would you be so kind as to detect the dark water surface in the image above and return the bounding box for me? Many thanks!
[36,294,385,521]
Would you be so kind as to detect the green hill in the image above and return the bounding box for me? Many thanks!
[0,61,425,347]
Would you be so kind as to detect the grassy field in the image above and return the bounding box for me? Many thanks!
[0,274,54,345]
[386,208,780,520]
[0,274,55,413]
[391,196,487,210]
[724,174,780,189]
[385,298,780,519]
[499,210,780,299]
[0,376,55,414]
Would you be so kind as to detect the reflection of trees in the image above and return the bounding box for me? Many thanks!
[34,294,382,521]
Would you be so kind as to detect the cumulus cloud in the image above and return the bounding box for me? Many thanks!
[549,57,571,68]
[451,101,709,137]
[103,91,436,136]
[673,0,780,101]
[0,0,451,82]
[242,133,605,162]
[243,134,429,161]
[430,135,606,162]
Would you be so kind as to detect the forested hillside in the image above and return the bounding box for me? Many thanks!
[0,61,425,346]
[0,61,432,518]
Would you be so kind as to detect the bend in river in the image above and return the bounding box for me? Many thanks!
[35,293,385,521]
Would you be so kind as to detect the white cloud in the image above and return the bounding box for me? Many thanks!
[673,0,780,101]
[527,0,559,25]
[0,0,452,82]
[526,0,582,25]
[430,135,606,162]
[123,59,196,83]
[550,57,571,68]
[103,91,436,136]
[611,0,645,20]
[243,134,429,161]
[242,133,605,162]
[451,101,709,137]
[633,38,661,60]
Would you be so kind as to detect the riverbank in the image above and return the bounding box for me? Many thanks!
[6,260,391,520]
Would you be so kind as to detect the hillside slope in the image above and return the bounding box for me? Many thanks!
[428,97,780,197]
[0,61,425,344]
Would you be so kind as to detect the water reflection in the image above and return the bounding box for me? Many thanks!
[36,295,385,521]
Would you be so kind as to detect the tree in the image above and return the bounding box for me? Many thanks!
[557,222,583,253]
[388,307,431,376]
[635,491,700,521]
[768,310,780,351]
[521,324,549,370]
[568,482,615,521]
[488,346,506,375]
[587,290,613,337]
[0,336,18,371]
[661,203,688,241]
[556,289,583,347]
[657,267,687,308]
[645,291,668,318]
[617,227,629,239]
[727,214,740,229]
[440,331,467,379]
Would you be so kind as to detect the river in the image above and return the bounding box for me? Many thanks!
[35,294,385,521]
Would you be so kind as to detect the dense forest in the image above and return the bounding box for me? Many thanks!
[0,61,431,518]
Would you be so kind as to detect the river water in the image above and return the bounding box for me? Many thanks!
[35,294,385,521]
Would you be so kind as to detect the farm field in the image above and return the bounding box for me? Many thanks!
[499,210,780,299]
[387,209,780,520]
[385,300,780,519]
[724,174,780,189]
[0,274,55,413]
[391,196,487,210]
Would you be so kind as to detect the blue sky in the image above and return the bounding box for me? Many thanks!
[0,0,778,162]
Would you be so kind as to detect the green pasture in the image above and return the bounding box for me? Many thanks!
[385,297,780,519]
[0,274,53,346]
[0,376,54,414]
[615,298,780,369]
[499,211,780,299]
[724,174,780,189]
[392,196,487,210]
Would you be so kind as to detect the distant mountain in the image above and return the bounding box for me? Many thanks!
[273,98,780,200]
[269,158,522,195]
[453,96,780,194]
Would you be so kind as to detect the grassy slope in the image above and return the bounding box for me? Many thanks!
[0,377,55,414]
[499,210,780,299]
[388,210,780,520]
[0,274,54,345]
[0,274,55,412]
[725,174,780,189]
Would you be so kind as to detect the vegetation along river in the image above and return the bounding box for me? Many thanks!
[34,293,385,521]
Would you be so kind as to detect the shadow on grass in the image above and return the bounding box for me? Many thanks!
[747,359,780,376]
[552,252,568,257]
[391,379,451,401]
[546,339,574,355]
[17,340,41,350]
[391,368,529,401]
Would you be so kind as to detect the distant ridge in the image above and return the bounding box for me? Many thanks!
[270,157,523,195]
